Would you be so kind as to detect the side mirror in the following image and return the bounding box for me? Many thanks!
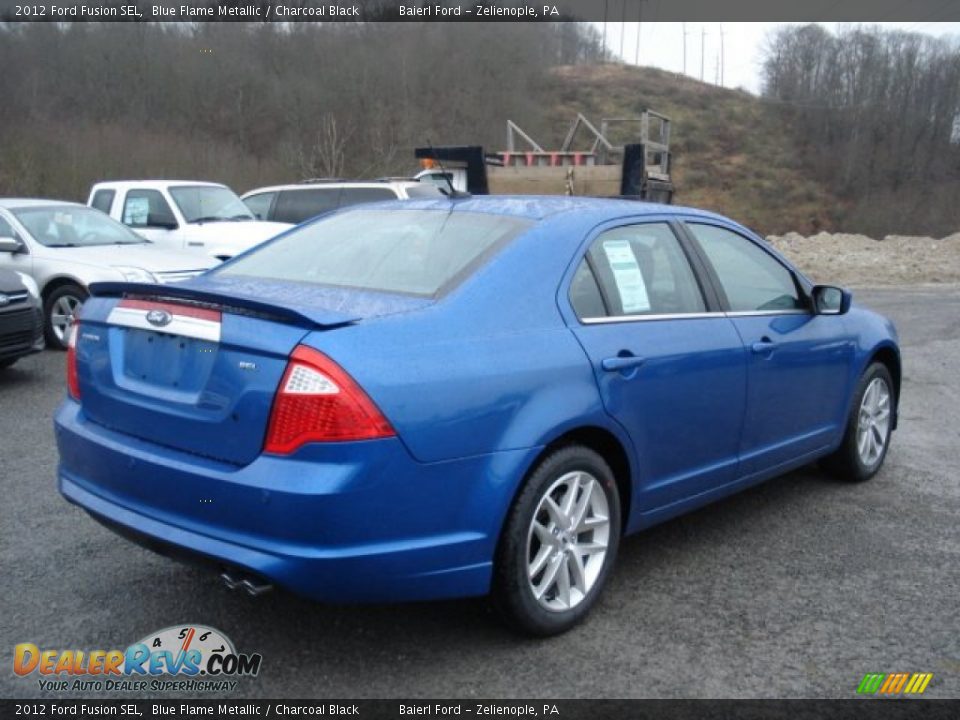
[812,285,852,315]
[0,235,23,253]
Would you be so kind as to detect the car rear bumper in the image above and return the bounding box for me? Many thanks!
[55,400,536,603]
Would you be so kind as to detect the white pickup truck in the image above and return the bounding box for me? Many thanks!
[88,180,291,260]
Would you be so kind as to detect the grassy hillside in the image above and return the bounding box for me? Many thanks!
[539,64,835,236]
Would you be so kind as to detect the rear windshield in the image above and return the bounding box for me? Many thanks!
[216,208,531,297]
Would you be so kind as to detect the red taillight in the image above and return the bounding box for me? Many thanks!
[264,346,395,454]
[66,319,81,401]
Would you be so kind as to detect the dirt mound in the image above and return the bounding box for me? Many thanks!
[766,231,960,286]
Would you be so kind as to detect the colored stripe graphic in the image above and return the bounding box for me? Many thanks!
[857,674,886,694]
[858,672,932,695]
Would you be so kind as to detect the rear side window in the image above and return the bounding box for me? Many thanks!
[338,187,395,208]
[404,184,446,199]
[123,190,177,228]
[218,208,532,297]
[687,223,802,312]
[273,188,340,224]
[571,223,705,319]
[243,192,276,221]
[90,189,115,214]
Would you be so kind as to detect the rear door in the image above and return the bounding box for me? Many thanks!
[567,220,748,513]
[683,221,855,475]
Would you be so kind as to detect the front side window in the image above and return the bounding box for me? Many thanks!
[687,223,802,312]
[123,190,177,229]
[0,215,14,238]
[168,185,253,223]
[14,206,147,247]
[243,192,276,221]
[570,223,705,319]
[217,208,531,297]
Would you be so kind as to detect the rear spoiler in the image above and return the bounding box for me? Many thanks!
[89,281,359,329]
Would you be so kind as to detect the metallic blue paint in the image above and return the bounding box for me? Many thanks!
[55,197,901,602]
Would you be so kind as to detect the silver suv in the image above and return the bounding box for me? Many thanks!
[240,179,444,225]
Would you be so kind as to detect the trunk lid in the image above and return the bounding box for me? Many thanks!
[76,278,429,465]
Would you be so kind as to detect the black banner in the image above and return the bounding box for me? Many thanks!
[1,0,959,23]
[3,700,960,720]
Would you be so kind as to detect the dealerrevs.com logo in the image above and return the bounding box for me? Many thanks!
[13,625,262,693]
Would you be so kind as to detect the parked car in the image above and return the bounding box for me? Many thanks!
[55,197,900,635]
[88,181,291,260]
[241,179,445,225]
[0,199,217,349]
[0,267,44,368]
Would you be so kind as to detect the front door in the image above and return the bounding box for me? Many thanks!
[684,222,855,476]
[119,189,184,250]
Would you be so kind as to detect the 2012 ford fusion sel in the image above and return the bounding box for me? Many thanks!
[55,197,900,635]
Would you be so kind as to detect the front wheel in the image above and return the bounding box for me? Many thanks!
[821,362,894,482]
[44,284,87,350]
[492,445,621,636]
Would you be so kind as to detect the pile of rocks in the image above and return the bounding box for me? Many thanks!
[766,231,960,286]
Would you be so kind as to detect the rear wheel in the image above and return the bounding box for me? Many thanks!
[44,283,86,350]
[821,362,894,482]
[493,445,621,636]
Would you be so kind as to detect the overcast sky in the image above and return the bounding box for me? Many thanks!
[594,22,960,93]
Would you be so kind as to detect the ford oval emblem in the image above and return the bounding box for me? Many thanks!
[146,309,173,327]
[0,294,8,307]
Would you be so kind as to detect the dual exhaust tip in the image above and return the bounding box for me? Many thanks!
[220,570,273,597]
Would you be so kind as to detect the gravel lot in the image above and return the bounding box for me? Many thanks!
[769,231,960,286]
[2,285,958,700]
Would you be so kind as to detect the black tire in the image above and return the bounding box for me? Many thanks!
[492,445,621,636]
[43,283,87,350]
[0,358,17,369]
[821,362,895,482]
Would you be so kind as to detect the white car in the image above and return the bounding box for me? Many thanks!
[240,179,444,225]
[0,199,217,349]
[88,180,291,260]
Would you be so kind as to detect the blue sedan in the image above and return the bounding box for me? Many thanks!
[55,197,900,635]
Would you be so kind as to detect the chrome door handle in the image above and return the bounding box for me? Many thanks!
[751,340,776,354]
[602,355,646,372]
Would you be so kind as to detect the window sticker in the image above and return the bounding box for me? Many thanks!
[602,239,650,313]
[124,197,150,225]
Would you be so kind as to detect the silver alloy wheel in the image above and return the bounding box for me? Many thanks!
[857,377,891,467]
[50,294,82,344]
[526,470,610,613]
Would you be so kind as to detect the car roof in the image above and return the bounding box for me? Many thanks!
[348,195,734,224]
[242,180,421,197]
[0,198,84,210]
[90,180,226,191]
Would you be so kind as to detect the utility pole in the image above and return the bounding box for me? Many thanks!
[635,0,645,65]
[620,0,626,61]
[602,0,608,62]
[719,23,726,87]
[682,22,688,75]
[700,26,707,82]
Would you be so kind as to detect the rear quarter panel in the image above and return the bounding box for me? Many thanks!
[299,215,622,465]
